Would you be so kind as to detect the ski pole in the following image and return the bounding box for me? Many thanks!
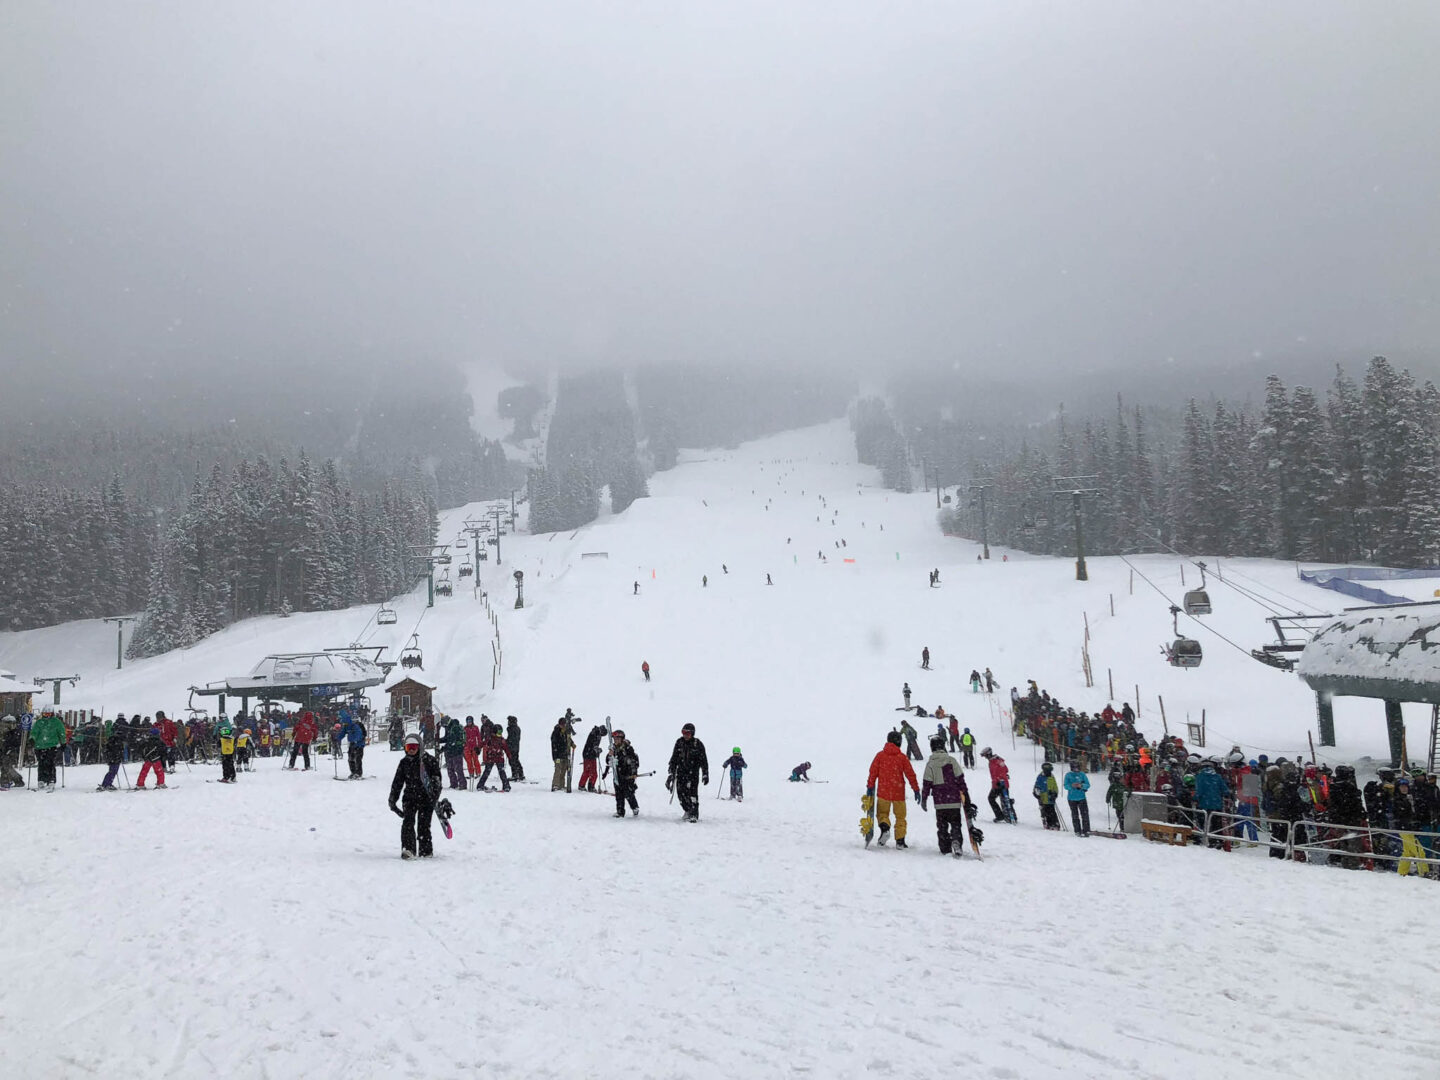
[121,764,131,790]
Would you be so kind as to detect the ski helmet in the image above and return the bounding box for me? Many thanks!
[682,723,696,735]
[611,730,626,741]
[1041,762,1053,772]
[732,747,741,755]
[980,747,993,758]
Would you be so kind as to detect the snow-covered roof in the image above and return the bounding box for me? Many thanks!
[212,652,385,695]
[1296,608,1440,704]
[0,675,33,696]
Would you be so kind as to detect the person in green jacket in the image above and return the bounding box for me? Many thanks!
[1105,768,1128,831]
[1033,762,1061,830]
[31,709,66,791]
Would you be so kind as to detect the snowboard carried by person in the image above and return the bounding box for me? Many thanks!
[860,787,877,847]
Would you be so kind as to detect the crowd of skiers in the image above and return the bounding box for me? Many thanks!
[1010,681,1440,875]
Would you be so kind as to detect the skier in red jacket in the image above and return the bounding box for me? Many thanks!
[866,732,921,848]
[289,712,317,770]
[981,747,1015,823]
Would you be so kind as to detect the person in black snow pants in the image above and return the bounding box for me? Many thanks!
[389,733,443,859]
[505,716,524,781]
[667,722,710,822]
[608,731,640,817]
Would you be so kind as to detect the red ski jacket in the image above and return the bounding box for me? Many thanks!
[294,714,318,744]
[988,756,1010,785]
[867,742,919,803]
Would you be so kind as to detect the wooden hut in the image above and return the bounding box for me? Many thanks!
[386,677,435,717]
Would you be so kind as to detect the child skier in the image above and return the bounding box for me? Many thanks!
[1034,762,1061,830]
[218,717,238,783]
[789,762,812,782]
[237,728,253,772]
[721,747,747,800]
[1105,769,1128,831]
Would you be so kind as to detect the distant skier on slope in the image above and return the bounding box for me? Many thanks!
[642,660,651,682]
[789,762,812,782]
[959,727,976,769]
[899,717,923,761]
[902,682,912,709]
[389,733,443,859]
[921,647,930,670]
[667,722,710,822]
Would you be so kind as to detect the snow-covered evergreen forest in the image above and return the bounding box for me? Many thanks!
[854,355,1440,567]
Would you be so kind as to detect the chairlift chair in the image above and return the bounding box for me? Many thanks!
[1183,561,1213,616]
[377,605,398,626]
[458,559,474,578]
[435,553,452,565]
[400,635,423,670]
[435,569,453,597]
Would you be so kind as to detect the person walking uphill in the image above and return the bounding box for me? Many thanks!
[551,715,577,791]
[866,731,921,848]
[609,731,641,817]
[1062,762,1090,836]
[30,709,66,791]
[667,722,710,822]
[899,718,923,761]
[389,734,444,859]
[959,727,976,768]
[921,735,979,858]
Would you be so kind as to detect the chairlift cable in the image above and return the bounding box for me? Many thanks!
[1118,555,1259,662]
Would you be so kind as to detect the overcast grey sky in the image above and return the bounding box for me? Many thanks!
[1,1,1435,386]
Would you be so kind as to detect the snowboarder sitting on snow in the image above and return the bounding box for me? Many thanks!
[389,733,443,859]
[667,722,710,822]
[608,731,641,817]
[913,705,929,719]
[579,723,607,792]
[866,731,921,849]
[1033,763,1061,830]
[789,762,812,782]
[921,735,981,858]
[721,747,747,800]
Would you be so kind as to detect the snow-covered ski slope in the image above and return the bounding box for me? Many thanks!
[3,420,1436,1080]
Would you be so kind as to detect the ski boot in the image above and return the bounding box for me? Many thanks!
[895,838,908,849]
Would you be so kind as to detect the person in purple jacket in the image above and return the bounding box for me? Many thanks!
[920,735,978,858]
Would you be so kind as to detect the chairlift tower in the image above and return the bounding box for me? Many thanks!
[34,674,81,707]
[102,616,138,670]
[1051,476,1103,581]
[409,545,452,608]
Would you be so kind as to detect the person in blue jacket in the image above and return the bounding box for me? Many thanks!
[1062,761,1091,836]
[340,709,367,780]
[720,747,747,801]
[1193,761,1230,848]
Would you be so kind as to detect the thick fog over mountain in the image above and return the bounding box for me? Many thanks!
[3,1,1436,411]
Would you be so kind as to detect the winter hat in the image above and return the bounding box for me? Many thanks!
[404,734,421,749]
[930,735,946,752]
[886,731,902,747]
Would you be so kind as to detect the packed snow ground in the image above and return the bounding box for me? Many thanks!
[4,421,1438,1080]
